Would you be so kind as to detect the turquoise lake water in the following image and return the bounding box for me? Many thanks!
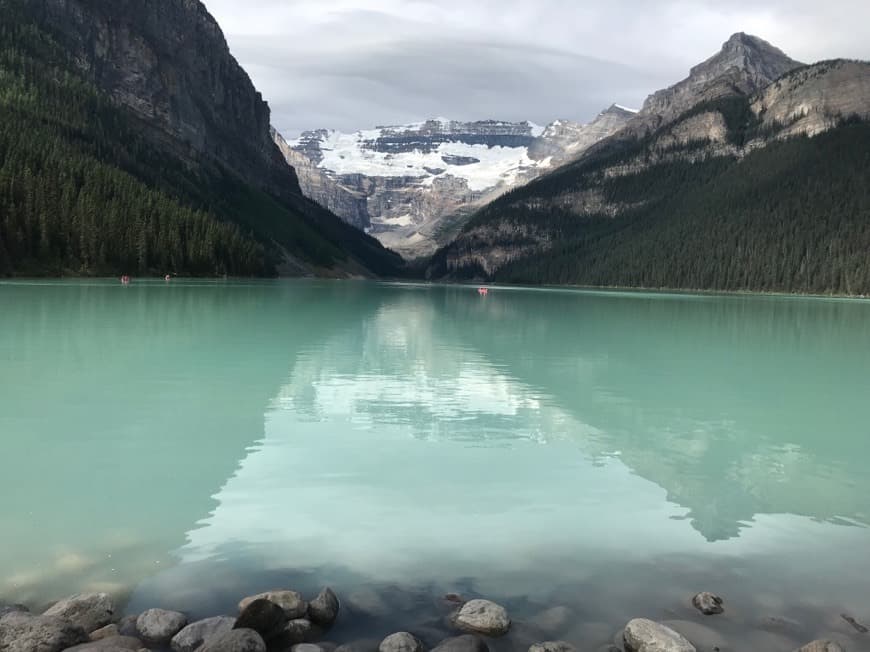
[1,279,869,649]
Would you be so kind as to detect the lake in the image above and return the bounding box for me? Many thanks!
[1,279,869,650]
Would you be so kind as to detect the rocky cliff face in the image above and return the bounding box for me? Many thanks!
[34,0,300,200]
[633,33,803,133]
[272,129,371,229]
[752,59,870,136]
[280,111,633,257]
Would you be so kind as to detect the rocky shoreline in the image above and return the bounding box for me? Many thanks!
[1,586,862,652]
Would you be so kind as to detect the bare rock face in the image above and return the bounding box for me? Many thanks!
[638,33,803,128]
[42,592,115,633]
[38,0,300,201]
[273,130,371,230]
[451,600,511,637]
[752,60,870,137]
[623,619,696,652]
[0,610,89,652]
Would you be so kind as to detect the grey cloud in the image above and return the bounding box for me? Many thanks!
[202,0,870,136]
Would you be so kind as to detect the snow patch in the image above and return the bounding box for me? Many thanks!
[614,104,639,113]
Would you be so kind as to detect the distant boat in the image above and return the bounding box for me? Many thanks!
[478,287,489,296]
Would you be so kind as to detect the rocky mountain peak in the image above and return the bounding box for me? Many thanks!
[690,32,803,87]
[638,33,803,126]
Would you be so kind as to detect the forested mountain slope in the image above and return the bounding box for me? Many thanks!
[0,0,404,277]
[429,37,870,295]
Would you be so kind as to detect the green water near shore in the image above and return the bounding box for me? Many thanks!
[1,280,869,648]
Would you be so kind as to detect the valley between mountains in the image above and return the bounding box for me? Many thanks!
[1,0,868,294]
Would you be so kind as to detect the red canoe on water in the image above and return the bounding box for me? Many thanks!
[478,287,489,296]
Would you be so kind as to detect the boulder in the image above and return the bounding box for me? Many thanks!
[43,593,114,633]
[345,588,390,618]
[691,593,724,616]
[171,616,236,652]
[136,608,188,644]
[0,611,88,652]
[239,590,308,620]
[308,587,340,627]
[199,628,267,652]
[623,619,696,652]
[431,635,490,652]
[63,637,144,651]
[235,599,287,641]
[89,624,120,641]
[796,643,846,652]
[380,632,426,652]
[452,600,511,637]
[529,642,576,652]
[530,607,573,636]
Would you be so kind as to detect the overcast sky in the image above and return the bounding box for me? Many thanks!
[202,0,870,137]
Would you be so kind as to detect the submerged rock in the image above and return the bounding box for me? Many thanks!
[0,611,88,652]
[235,599,287,640]
[239,590,308,620]
[529,641,577,652]
[661,620,728,651]
[691,593,724,616]
[294,644,330,652]
[623,619,696,652]
[273,618,322,648]
[137,608,188,644]
[531,607,573,636]
[380,632,426,652]
[431,635,490,652]
[89,624,120,641]
[171,616,236,652]
[796,642,846,652]
[43,592,114,633]
[199,628,267,652]
[309,588,340,627]
[335,639,381,652]
[452,600,511,637]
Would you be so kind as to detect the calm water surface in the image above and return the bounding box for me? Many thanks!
[1,280,869,649]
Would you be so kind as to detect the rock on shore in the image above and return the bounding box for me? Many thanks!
[623,619,696,652]
[0,610,88,652]
[43,593,115,633]
[451,600,511,637]
[136,608,188,645]
[171,616,236,652]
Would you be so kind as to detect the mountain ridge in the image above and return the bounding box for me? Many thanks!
[427,34,870,295]
[0,0,404,277]
[280,107,636,257]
